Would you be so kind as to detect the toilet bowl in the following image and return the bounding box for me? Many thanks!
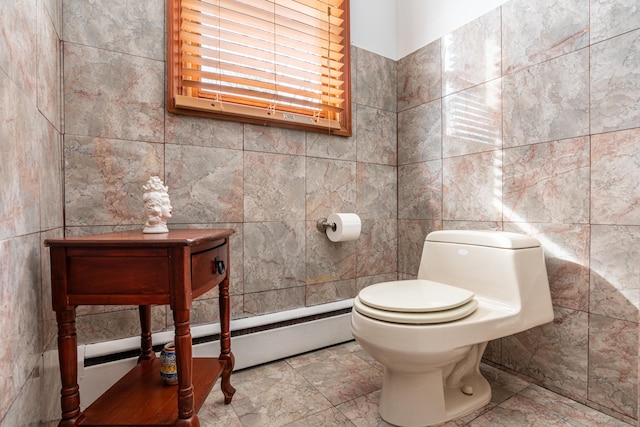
[351,230,554,427]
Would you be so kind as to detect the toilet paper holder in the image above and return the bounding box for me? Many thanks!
[317,213,362,242]
[316,218,337,233]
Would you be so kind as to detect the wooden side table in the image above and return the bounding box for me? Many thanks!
[45,229,236,426]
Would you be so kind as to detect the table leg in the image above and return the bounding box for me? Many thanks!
[137,305,155,363]
[218,278,236,404]
[56,308,84,427]
[173,308,199,427]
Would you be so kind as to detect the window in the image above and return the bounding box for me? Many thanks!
[168,0,351,136]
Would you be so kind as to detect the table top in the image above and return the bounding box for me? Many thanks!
[45,228,235,248]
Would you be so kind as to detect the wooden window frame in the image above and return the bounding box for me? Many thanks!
[168,0,352,136]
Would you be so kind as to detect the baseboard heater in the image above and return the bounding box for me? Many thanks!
[77,299,355,409]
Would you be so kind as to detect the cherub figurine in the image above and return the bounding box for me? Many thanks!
[142,176,172,233]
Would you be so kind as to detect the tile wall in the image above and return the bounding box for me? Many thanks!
[0,0,64,424]
[397,0,639,422]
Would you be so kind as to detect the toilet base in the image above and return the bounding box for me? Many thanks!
[376,341,491,427]
[379,368,491,427]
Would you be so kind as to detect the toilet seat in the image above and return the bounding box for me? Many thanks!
[354,280,478,324]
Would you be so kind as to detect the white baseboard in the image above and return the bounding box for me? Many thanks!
[77,306,354,409]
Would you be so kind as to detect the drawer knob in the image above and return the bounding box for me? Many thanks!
[214,257,226,275]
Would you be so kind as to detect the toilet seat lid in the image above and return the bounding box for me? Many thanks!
[358,280,475,313]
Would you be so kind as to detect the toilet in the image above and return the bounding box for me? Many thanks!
[351,230,554,427]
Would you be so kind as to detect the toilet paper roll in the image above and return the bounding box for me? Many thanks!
[326,213,361,242]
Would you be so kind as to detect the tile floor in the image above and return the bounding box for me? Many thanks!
[198,340,634,427]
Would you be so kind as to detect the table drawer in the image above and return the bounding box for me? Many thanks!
[191,242,227,295]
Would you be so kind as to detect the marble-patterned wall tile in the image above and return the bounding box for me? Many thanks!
[244,124,306,155]
[355,272,398,294]
[397,40,441,112]
[589,314,638,419]
[442,221,502,231]
[244,151,305,222]
[306,221,356,285]
[165,144,243,223]
[442,7,501,95]
[0,234,42,421]
[397,273,415,282]
[355,47,396,112]
[63,0,165,60]
[443,79,502,157]
[355,105,397,165]
[1,371,42,427]
[591,128,640,225]
[0,73,40,240]
[229,295,246,319]
[502,0,589,73]
[243,221,306,293]
[590,225,639,323]
[64,43,164,142]
[190,296,245,325]
[442,150,503,222]
[306,279,355,306]
[243,286,306,316]
[39,119,63,230]
[590,0,640,44]
[165,113,243,150]
[590,29,640,134]
[44,0,63,37]
[356,219,397,278]
[398,160,442,220]
[349,45,357,109]
[397,219,442,276]
[503,48,589,148]
[41,348,62,426]
[37,0,62,131]
[227,223,245,296]
[0,0,37,99]
[63,224,140,238]
[397,99,441,165]
[190,296,238,322]
[503,137,590,224]
[306,115,357,161]
[64,135,164,226]
[75,302,131,317]
[306,158,356,221]
[41,228,64,352]
[505,222,590,312]
[502,307,589,399]
[356,163,397,220]
[75,306,167,344]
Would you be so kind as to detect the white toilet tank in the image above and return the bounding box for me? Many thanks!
[418,230,553,329]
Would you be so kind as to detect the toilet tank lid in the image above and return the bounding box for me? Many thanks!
[426,230,540,249]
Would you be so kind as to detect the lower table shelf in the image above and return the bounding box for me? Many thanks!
[79,358,225,426]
